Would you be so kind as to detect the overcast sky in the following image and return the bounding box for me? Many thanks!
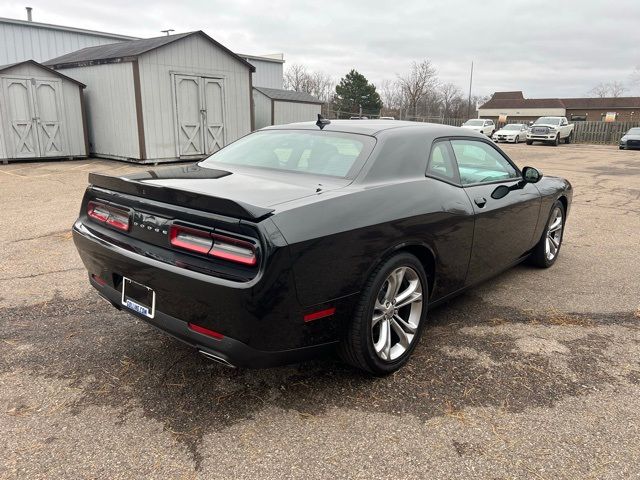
[3,0,639,97]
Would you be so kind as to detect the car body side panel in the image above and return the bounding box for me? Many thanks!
[271,178,475,307]
[530,175,573,242]
[463,181,542,284]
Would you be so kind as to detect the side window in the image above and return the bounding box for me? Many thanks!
[427,141,459,183]
[451,139,520,186]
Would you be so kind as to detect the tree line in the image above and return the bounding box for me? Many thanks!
[283,60,486,120]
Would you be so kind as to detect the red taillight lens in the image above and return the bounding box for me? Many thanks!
[169,225,258,266]
[169,225,213,254]
[210,234,257,266]
[87,201,130,232]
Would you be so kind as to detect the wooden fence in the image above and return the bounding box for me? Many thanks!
[490,120,639,145]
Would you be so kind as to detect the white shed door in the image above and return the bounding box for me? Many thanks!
[174,75,204,156]
[2,77,66,158]
[174,75,225,158]
[3,78,39,158]
[33,80,65,156]
[202,79,225,154]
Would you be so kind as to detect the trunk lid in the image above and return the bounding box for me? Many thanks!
[89,163,346,221]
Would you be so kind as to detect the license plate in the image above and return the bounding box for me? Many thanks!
[121,277,156,319]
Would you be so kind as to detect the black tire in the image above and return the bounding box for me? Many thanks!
[339,252,429,375]
[526,140,533,145]
[528,200,565,268]
[564,132,572,144]
[553,134,560,146]
[619,146,624,150]
[515,135,520,143]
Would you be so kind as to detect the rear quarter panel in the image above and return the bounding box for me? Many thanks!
[271,179,475,307]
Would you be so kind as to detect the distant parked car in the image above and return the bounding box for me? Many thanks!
[379,116,396,120]
[462,119,495,136]
[526,117,574,146]
[619,127,640,150]
[349,116,369,120]
[492,123,529,143]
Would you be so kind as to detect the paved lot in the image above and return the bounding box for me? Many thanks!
[1,144,639,479]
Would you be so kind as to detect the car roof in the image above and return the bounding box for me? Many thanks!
[263,119,471,137]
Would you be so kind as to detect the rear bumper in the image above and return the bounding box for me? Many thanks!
[91,276,336,368]
[73,220,346,367]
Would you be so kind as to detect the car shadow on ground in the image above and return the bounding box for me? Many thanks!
[1,271,637,466]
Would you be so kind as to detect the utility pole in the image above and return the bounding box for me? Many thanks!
[467,61,474,120]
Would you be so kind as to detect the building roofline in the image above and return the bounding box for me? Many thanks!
[45,31,255,72]
[0,59,86,87]
[238,53,285,64]
[0,16,139,41]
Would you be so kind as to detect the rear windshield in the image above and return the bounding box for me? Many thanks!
[200,130,375,178]
[503,124,523,130]
[464,120,484,126]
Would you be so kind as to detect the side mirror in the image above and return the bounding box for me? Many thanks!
[522,166,542,183]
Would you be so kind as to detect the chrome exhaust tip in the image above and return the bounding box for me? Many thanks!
[198,350,235,368]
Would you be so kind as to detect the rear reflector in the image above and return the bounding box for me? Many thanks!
[188,322,224,340]
[303,307,336,322]
[87,201,131,232]
[91,273,108,286]
[169,225,257,266]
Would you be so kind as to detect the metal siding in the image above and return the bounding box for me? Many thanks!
[59,63,139,159]
[246,58,283,89]
[273,101,321,125]
[253,89,272,129]
[138,34,251,161]
[0,21,126,65]
[0,62,86,159]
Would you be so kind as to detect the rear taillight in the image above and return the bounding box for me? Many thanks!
[169,225,213,254]
[210,233,257,266]
[169,225,257,266]
[87,201,131,232]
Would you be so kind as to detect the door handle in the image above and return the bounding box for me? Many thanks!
[474,197,487,208]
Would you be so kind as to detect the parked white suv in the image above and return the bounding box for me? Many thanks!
[461,119,495,136]
[526,117,574,146]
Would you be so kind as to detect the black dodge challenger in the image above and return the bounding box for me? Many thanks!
[73,119,572,374]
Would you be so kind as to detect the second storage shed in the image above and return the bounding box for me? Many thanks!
[0,60,87,163]
[45,31,255,163]
[253,87,323,129]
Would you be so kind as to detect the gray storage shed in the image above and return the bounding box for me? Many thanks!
[253,87,323,129]
[0,60,88,163]
[45,31,255,163]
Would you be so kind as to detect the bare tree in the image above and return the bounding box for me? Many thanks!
[378,79,403,110]
[439,82,463,118]
[284,64,311,92]
[283,64,334,103]
[397,60,439,117]
[588,81,627,98]
[608,81,627,97]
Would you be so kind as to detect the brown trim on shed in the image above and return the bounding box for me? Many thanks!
[131,59,146,160]
[249,71,255,131]
[79,85,90,156]
[271,98,275,126]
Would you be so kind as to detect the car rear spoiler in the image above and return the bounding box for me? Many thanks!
[88,172,275,221]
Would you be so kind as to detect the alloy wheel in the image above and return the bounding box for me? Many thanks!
[545,207,564,261]
[371,266,423,361]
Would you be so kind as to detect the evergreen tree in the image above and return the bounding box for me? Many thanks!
[335,69,382,115]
